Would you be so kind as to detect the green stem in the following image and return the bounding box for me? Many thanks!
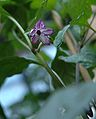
[8,16,32,49]
[12,30,31,52]
[36,52,66,88]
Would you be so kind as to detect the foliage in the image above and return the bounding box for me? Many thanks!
[59,45,96,68]
[0,0,96,119]
[59,0,96,25]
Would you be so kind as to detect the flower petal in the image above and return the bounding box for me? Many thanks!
[31,35,39,44]
[35,20,45,29]
[29,29,37,37]
[40,34,50,45]
[42,28,53,35]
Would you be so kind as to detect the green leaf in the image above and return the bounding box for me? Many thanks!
[59,45,96,68]
[52,48,75,86]
[0,56,39,86]
[0,41,15,59]
[61,0,96,25]
[35,82,96,119]
[54,25,70,47]
[31,0,42,9]
[31,0,56,9]
[47,0,57,9]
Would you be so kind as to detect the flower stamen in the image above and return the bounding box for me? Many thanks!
[37,30,41,35]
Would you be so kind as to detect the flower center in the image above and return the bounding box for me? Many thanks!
[37,30,41,35]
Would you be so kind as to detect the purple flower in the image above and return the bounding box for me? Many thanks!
[29,20,53,45]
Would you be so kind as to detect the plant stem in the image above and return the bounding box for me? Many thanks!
[36,52,66,88]
[8,16,32,49]
[12,30,31,52]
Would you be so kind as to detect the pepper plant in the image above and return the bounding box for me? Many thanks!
[0,0,96,119]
